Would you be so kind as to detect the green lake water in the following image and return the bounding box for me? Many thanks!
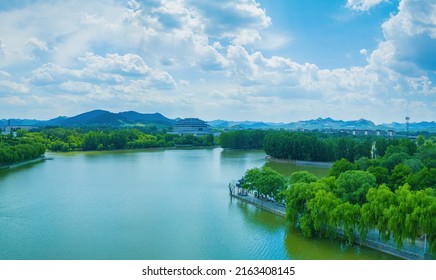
[0,148,398,259]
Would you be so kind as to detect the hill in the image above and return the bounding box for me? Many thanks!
[1,111,435,132]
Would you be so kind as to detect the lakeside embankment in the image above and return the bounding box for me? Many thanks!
[0,156,52,170]
[265,156,333,168]
[230,191,432,260]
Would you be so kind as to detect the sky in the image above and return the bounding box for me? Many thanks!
[0,0,435,124]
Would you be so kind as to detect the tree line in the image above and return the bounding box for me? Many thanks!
[0,134,46,166]
[40,127,216,152]
[0,127,216,166]
[241,136,436,256]
[220,129,423,163]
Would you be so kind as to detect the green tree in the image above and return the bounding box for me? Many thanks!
[367,166,389,185]
[331,202,361,243]
[360,184,395,241]
[242,167,286,201]
[329,158,357,178]
[389,163,412,191]
[334,170,376,204]
[289,171,318,185]
[306,190,342,237]
[382,152,410,171]
[407,167,436,191]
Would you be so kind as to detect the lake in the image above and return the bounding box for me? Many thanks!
[0,148,397,259]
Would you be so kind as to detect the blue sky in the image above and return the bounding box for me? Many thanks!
[0,0,435,123]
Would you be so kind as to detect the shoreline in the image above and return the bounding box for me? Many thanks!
[0,156,51,170]
[265,156,333,168]
[230,192,432,260]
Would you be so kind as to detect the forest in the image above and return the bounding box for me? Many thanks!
[0,127,216,166]
[0,134,46,167]
[241,135,436,256]
[220,129,421,162]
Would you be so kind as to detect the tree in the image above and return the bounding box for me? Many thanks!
[242,167,286,201]
[306,190,342,238]
[360,184,395,242]
[367,166,389,186]
[331,202,361,243]
[334,170,376,204]
[407,167,436,191]
[285,180,330,229]
[355,156,370,170]
[389,163,411,191]
[381,152,410,171]
[329,158,357,178]
[289,171,318,185]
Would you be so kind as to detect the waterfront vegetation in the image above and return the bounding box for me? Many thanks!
[0,127,216,166]
[241,134,436,256]
[1,126,435,257]
[0,134,46,167]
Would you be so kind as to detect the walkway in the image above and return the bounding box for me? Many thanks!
[229,189,433,260]
[230,192,286,217]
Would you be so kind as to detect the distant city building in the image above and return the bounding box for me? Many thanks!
[172,118,213,136]
[322,128,396,137]
[1,123,37,136]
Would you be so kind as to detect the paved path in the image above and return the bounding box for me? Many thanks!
[231,192,286,217]
[230,190,433,259]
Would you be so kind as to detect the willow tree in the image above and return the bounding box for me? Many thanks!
[242,166,286,201]
[360,184,395,242]
[331,202,361,243]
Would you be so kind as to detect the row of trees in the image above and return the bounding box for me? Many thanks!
[240,136,436,256]
[0,135,46,166]
[38,128,216,152]
[1,127,217,165]
[285,171,435,255]
[220,129,426,163]
[262,131,417,162]
[329,137,436,191]
[220,130,268,149]
[241,167,287,202]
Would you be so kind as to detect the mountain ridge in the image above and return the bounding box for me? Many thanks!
[1,111,435,132]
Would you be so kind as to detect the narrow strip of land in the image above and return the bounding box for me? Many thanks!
[230,191,432,260]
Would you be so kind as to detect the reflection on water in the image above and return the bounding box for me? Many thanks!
[264,160,330,178]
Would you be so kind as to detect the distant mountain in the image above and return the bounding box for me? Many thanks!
[1,110,176,128]
[1,111,435,132]
[65,110,130,126]
[0,118,42,126]
[381,121,436,132]
[118,111,175,125]
[208,117,436,132]
[207,120,278,130]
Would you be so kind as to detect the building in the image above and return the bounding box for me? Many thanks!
[322,128,396,137]
[172,118,213,136]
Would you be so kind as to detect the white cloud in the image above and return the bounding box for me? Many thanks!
[345,0,386,11]
[379,0,436,72]
[0,80,29,94]
[0,39,6,57]
[27,37,49,52]
[187,0,271,44]
[0,0,434,122]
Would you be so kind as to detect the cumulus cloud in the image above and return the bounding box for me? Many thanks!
[345,0,386,11]
[0,80,29,94]
[0,0,434,122]
[190,0,271,44]
[27,37,49,52]
[380,0,436,72]
[30,53,176,93]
